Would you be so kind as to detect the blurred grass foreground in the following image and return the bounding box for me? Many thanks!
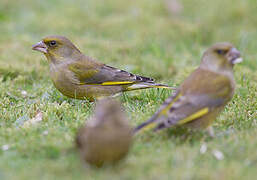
[0,0,256,179]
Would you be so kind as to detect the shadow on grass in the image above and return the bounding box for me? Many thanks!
[134,126,214,146]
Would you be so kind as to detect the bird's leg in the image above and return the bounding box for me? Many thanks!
[206,126,215,138]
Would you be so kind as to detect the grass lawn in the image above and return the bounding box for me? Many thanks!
[0,0,256,179]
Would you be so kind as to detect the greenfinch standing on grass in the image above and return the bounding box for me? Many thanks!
[76,98,132,167]
[134,42,243,135]
[32,35,172,101]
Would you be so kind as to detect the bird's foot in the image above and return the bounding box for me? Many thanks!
[206,126,215,138]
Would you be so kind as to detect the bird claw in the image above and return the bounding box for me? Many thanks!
[207,126,215,138]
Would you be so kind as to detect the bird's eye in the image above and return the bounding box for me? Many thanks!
[49,40,57,46]
[216,49,226,55]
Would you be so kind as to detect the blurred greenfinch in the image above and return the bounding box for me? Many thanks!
[76,98,132,167]
[32,35,172,101]
[134,42,242,134]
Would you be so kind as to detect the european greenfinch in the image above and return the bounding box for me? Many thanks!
[76,98,132,167]
[134,42,242,134]
[32,35,172,101]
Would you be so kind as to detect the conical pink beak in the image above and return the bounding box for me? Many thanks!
[32,41,48,53]
[228,48,243,65]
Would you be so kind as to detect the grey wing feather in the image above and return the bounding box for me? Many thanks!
[133,90,180,133]
[154,94,225,131]
[102,65,154,82]
[84,65,155,84]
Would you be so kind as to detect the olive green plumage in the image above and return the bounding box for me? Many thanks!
[76,98,132,167]
[32,35,172,101]
[134,42,243,133]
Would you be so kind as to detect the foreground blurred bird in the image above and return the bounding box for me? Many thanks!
[134,42,243,135]
[32,36,172,101]
[76,98,132,167]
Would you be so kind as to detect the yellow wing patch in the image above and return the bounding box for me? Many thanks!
[139,122,157,133]
[148,85,172,89]
[85,81,134,86]
[101,81,134,85]
[177,107,209,125]
[160,93,182,116]
[136,93,182,133]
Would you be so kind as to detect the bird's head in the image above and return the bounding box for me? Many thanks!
[200,42,243,72]
[93,99,130,128]
[32,35,81,63]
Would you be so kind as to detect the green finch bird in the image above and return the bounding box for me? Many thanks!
[32,35,172,101]
[76,98,132,167]
[134,42,242,134]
